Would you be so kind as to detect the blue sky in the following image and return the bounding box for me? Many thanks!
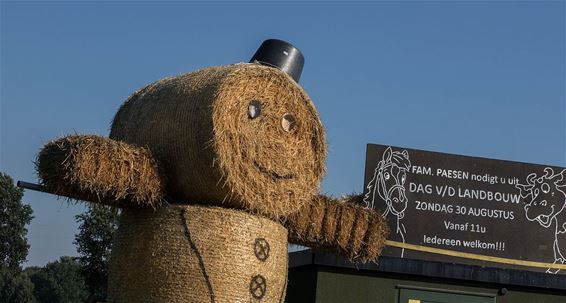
[1,1,564,267]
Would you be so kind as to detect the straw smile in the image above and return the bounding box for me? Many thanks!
[252,160,295,180]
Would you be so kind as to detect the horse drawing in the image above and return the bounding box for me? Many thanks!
[516,167,566,274]
[363,147,411,257]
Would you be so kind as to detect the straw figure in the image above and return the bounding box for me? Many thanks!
[35,40,389,303]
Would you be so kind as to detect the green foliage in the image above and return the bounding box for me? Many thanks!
[25,256,88,303]
[0,172,34,270]
[0,172,35,302]
[25,266,56,303]
[74,204,119,299]
[0,267,35,303]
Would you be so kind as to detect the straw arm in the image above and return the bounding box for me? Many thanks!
[36,134,165,208]
[284,194,390,263]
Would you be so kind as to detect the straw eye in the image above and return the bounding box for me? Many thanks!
[248,100,261,119]
[281,113,297,133]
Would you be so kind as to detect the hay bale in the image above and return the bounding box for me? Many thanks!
[36,135,164,207]
[288,195,328,242]
[110,64,326,219]
[321,202,340,243]
[335,202,356,252]
[286,195,389,263]
[306,200,325,240]
[362,213,390,262]
[349,207,369,255]
[286,198,311,238]
[107,204,288,303]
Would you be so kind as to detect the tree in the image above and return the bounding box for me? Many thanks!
[26,256,88,303]
[0,266,35,303]
[74,204,119,299]
[25,266,56,303]
[0,172,34,270]
[0,172,35,303]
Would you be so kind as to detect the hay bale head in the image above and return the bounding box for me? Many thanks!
[108,205,288,303]
[110,64,326,218]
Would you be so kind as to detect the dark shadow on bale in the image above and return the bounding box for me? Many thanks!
[36,135,164,207]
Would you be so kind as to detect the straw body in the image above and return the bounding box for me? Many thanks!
[108,204,288,303]
[33,54,390,303]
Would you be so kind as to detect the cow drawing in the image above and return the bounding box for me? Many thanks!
[516,167,566,274]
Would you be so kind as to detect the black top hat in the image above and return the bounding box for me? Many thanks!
[249,39,305,83]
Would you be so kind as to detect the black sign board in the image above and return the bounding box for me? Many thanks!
[363,144,566,275]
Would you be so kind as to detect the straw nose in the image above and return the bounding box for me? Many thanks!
[250,39,305,83]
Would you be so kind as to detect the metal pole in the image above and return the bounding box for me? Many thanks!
[17,181,51,194]
[17,180,174,204]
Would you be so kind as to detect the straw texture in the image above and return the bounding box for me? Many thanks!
[36,135,164,207]
[34,60,389,303]
[110,64,326,219]
[107,204,288,303]
[285,195,389,263]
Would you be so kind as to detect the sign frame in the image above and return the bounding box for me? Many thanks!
[363,143,566,279]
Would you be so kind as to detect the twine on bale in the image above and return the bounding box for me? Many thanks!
[110,64,326,219]
[107,204,288,303]
[36,135,164,207]
[285,195,389,263]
